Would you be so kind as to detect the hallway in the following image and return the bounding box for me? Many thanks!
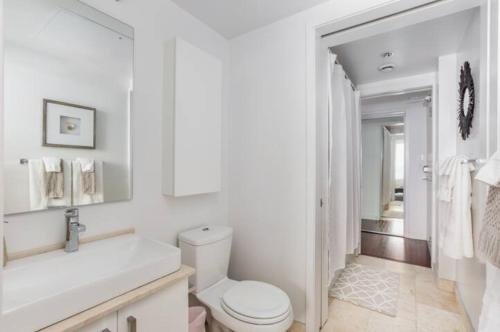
[361,232,431,268]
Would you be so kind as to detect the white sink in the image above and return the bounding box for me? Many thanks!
[2,234,181,332]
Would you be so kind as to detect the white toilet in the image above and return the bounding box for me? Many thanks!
[179,226,294,332]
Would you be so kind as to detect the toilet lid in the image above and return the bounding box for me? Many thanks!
[221,281,291,324]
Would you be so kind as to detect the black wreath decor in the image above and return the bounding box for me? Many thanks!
[458,61,475,140]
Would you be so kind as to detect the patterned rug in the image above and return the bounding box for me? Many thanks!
[329,263,400,316]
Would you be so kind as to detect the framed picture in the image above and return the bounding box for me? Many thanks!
[43,99,96,149]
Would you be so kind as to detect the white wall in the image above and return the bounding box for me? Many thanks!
[228,0,393,323]
[3,0,230,256]
[437,9,487,329]
[454,9,487,329]
[0,0,5,323]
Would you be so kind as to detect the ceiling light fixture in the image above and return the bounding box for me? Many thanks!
[382,51,394,58]
[378,63,396,73]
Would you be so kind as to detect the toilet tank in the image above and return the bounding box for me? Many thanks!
[179,226,233,292]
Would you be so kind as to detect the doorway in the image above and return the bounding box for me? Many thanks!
[360,116,406,238]
[311,0,495,330]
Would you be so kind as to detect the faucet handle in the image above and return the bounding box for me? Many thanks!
[65,208,79,218]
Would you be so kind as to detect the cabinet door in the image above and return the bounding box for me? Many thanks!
[117,279,188,332]
[78,313,117,332]
[162,38,222,197]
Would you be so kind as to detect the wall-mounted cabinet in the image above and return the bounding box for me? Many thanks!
[162,38,222,197]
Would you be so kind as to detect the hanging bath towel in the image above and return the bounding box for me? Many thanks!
[476,151,500,267]
[439,156,475,259]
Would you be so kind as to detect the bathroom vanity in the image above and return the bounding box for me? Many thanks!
[2,235,193,331]
[42,266,193,332]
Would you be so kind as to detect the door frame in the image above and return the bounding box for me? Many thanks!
[305,0,493,330]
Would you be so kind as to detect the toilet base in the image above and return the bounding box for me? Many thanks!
[207,308,232,332]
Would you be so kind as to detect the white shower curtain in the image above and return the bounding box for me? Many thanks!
[327,51,361,284]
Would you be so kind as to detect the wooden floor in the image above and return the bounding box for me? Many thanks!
[361,218,404,237]
[361,232,431,267]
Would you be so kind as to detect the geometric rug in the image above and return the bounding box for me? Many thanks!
[329,263,400,316]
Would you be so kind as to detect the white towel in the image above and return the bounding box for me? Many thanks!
[72,160,104,205]
[438,156,475,259]
[439,156,459,202]
[478,264,500,332]
[42,157,62,172]
[476,150,500,186]
[28,159,70,210]
[75,158,95,172]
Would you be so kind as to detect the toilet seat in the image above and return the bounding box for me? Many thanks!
[196,278,293,332]
[221,281,291,325]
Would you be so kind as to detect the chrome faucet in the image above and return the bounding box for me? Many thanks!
[64,208,86,252]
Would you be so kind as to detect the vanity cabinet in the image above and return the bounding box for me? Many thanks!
[116,279,188,332]
[74,279,188,332]
[162,37,222,197]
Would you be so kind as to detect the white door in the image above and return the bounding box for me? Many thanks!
[405,106,430,240]
[117,280,188,332]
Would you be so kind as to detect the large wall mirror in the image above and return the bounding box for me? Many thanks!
[4,0,133,215]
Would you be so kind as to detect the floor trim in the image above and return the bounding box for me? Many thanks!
[455,287,475,332]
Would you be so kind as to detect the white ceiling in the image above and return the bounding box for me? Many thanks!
[170,0,329,38]
[332,8,478,85]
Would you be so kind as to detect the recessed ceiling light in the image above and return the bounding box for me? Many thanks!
[382,51,394,58]
[378,63,396,73]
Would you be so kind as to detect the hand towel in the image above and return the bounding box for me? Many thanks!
[439,156,475,259]
[43,158,64,198]
[81,172,96,194]
[72,160,104,205]
[476,150,500,186]
[76,158,96,194]
[75,158,95,172]
[28,159,45,210]
[42,157,62,172]
[28,159,70,210]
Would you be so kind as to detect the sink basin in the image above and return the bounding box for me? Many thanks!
[2,234,181,332]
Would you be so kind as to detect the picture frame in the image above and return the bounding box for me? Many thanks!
[42,99,96,149]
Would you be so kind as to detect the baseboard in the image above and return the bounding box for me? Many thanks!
[455,287,475,332]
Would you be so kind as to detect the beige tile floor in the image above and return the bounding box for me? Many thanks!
[320,255,467,332]
[287,255,468,332]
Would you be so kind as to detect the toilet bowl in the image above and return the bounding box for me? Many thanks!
[179,226,294,332]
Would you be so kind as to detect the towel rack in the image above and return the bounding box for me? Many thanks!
[461,158,487,164]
